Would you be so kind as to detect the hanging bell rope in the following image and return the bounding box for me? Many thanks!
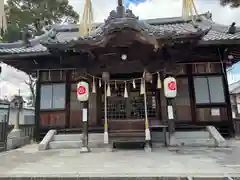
[79,0,94,36]
[182,0,199,21]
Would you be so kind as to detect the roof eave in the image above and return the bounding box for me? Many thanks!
[0,51,50,59]
[199,39,240,45]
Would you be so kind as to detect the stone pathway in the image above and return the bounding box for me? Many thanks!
[0,142,240,178]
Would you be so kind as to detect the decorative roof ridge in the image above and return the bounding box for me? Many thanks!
[199,11,240,34]
[0,28,54,49]
[50,12,211,33]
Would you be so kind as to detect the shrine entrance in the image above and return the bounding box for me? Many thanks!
[98,73,162,139]
[102,83,160,122]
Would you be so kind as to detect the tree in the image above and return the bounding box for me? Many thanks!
[25,75,36,107]
[3,0,79,42]
[220,0,240,8]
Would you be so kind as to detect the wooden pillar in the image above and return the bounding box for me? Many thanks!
[187,64,197,122]
[223,63,235,137]
[34,71,41,142]
[160,72,167,123]
[65,70,72,129]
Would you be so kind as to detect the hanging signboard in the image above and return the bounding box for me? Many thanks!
[164,76,177,98]
[77,81,89,102]
[211,108,220,116]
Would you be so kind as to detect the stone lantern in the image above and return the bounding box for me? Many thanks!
[10,95,25,129]
[7,92,28,150]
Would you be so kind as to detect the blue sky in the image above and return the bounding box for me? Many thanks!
[124,0,147,7]
[227,62,240,84]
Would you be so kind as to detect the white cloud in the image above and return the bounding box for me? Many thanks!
[0,63,30,99]
[1,0,240,96]
[71,0,240,25]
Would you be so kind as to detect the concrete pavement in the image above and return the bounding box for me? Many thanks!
[0,141,240,178]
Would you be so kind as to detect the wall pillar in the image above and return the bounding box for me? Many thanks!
[34,72,41,142]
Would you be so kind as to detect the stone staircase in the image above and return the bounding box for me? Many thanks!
[152,127,226,147]
[173,131,215,147]
[39,126,227,150]
[48,133,104,150]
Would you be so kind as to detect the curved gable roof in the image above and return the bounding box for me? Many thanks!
[0,12,239,56]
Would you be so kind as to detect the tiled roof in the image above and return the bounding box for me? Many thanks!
[229,80,240,94]
[0,12,240,55]
[0,44,47,54]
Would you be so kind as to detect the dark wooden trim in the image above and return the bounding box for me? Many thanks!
[191,73,223,76]
[34,76,41,142]
[40,80,66,84]
[223,63,235,137]
[199,39,240,45]
[40,109,66,113]
[65,70,72,129]
[196,103,227,108]
[187,64,196,122]
[0,52,50,59]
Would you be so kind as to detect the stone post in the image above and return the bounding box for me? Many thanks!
[80,101,90,153]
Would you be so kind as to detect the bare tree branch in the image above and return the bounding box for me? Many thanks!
[220,0,240,8]
[25,74,36,106]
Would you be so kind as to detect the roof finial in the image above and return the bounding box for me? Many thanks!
[117,0,125,18]
[228,22,236,34]
[118,0,123,6]
[182,0,199,21]
[79,0,94,36]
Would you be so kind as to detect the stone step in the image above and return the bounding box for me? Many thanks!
[49,141,81,149]
[110,129,145,133]
[111,136,145,143]
[49,140,106,149]
[109,132,145,137]
[151,131,211,142]
[177,138,216,147]
[53,133,103,142]
[174,131,210,139]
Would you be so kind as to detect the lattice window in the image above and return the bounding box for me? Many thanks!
[130,92,156,119]
[40,70,66,82]
[193,63,221,74]
[101,82,157,120]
